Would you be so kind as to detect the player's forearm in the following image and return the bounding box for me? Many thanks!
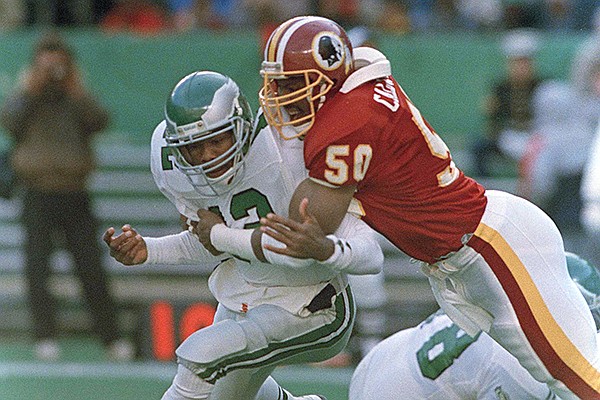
[210,224,320,268]
[290,178,353,234]
[210,218,382,274]
[320,217,383,275]
[143,230,222,265]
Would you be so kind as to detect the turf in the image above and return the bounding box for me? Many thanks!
[0,336,352,400]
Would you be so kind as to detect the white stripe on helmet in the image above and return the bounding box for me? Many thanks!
[275,16,331,66]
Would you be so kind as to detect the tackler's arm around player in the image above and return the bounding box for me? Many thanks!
[193,209,225,256]
[286,176,356,235]
[261,197,382,276]
[260,197,334,261]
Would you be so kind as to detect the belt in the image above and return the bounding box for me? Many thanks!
[306,283,337,313]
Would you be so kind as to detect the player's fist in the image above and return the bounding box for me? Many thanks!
[103,225,148,265]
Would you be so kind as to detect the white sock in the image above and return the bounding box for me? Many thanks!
[161,365,212,400]
[255,376,308,400]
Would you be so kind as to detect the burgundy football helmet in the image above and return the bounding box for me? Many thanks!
[260,16,354,139]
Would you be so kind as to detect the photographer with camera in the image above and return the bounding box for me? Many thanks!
[0,31,132,361]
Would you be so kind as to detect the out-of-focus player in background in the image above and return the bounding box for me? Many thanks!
[104,71,383,400]
[349,252,600,400]
[581,116,600,269]
[256,15,600,399]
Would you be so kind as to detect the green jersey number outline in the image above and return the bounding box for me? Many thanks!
[416,320,480,380]
[161,146,175,171]
[229,188,274,229]
[160,146,274,227]
[160,146,274,229]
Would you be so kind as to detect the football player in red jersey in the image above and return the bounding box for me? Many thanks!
[256,15,600,399]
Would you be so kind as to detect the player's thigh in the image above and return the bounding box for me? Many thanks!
[176,289,353,383]
[472,191,597,357]
[459,191,600,395]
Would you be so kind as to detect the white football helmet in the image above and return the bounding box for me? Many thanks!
[164,71,254,197]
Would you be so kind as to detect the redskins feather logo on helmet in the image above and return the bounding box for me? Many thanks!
[259,16,354,140]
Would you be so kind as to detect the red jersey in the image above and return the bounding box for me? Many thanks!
[304,76,487,264]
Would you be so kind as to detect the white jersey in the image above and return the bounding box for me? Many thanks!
[149,118,380,315]
[349,311,556,400]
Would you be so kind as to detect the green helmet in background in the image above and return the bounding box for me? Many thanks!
[566,252,600,330]
[164,71,254,196]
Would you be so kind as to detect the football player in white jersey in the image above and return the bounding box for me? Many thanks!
[349,252,600,400]
[103,71,383,400]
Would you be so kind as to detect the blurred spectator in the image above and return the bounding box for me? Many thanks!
[357,0,384,27]
[315,0,362,27]
[376,0,411,33]
[429,0,463,31]
[502,0,544,29]
[168,0,213,31]
[168,0,254,32]
[24,0,94,26]
[581,119,600,266]
[455,0,503,31]
[471,29,544,177]
[100,0,171,35]
[209,0,250,28]
[520,17,600,254]
[571,5,600,111]
[245,0,312,52]
[165,0,196,31]
[522,80,591,234]
[572,0,600,31]
[405,0,435,31]
[91,0,115,24]
[407,0,468,32]
[251,0,280,52]
[0,0,25,30]
[571,10,600,266]
[0,31,133,362]
[541,0,576,31]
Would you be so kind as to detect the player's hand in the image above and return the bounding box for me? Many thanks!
[260,198,334,261]
[194,209,225,256]
[103,225,148,265]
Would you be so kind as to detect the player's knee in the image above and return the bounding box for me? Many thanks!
[176,319,248,371]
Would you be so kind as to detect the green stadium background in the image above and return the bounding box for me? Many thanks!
[0,29,585,155]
